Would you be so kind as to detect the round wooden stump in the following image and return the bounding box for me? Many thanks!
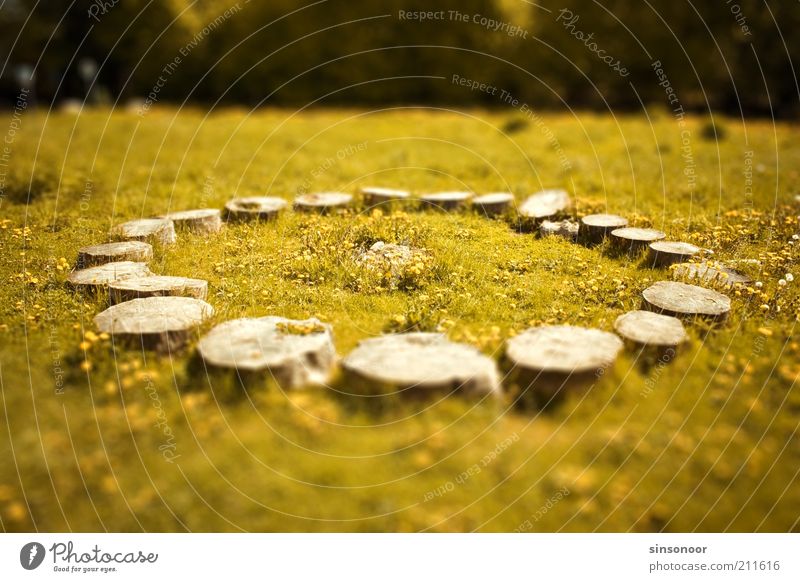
[109,275,208,304]
[94,296,213,352]
[294,192,352,213]
[505,325,623,404]
[648,241,700,267]
[341,333,500,398]
[673,262,751,288]
[76,241,153,269]
[472,193,514,216]
[539,219,579,241]
[614,310,688,348]
[163,209,222,234]
[610,227,666,253]
[580,214,628,244]
[361,187,410,207]
[197,316,335,388]
[68,261,153,293]
[418,191,472,212]
[519,189,571,220]
[224,197,287,221]
[111,218,176,246]
[642,281,731,322]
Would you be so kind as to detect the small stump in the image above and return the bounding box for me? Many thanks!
[111,218,176,246]
[163,209,222,234]
[68,261,153,293]
[539,219,579,241]
[197,316,335,388]
[418,191,471,212]
[357,241,427,289]
[109,275,208,304]
[361,187,410,207]
[76,241,153,269]
[472,193,514,216]
[224,197,287,221]
[648,241,700,268]
[519,189,571,221]
[614,310,688,350]
[94,296,213,352]
[673,262,750,288]
[580,214,628,244]
[294,192,352,213]
[341,333,500,399]
[642,281,731,323]
[610,227,666,253]
[505,325,623,405]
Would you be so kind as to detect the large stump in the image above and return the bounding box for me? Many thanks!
[418,191,472,212]
[614,310,688,349]
[610,227,666,253]
[111,218,176,246]
[109,275,208,304]
[163,209,222,234]
[67,261,153,293]
[648,241,700,268]
[580,214,628,244]
[294,192,352,213]
[341,333,500,399]
[361,187,410,207]
[518,189,571,221]
[505,325,623,405]
[224,197,287,221]
[94,296,213,352]
[642,281,731,323]
[472,193,514,216]
[197,316,336,388]
[76,241,153,269]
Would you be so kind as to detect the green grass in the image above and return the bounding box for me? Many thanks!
[0,107,798,532]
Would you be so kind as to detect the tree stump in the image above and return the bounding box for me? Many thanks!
[614,310,688,348]
[361,187,410,207]
[642,281,731,323]
[109,275,208,304]
[580,214,628,244]
[648,241,700,267]
[673,262,751,288]
[67,261,153,293]
[94,296,213,352]
[472,193,514,216]
[224,197,287,221]
[197,316,336,388]
[518,189,571,220]
[294,192,353,213]
[111,218,176,246]
[76,241,153,269]
[610,227,666,253]
[163,209,222,234]
[341,333,500,398]
[418,191,472,212]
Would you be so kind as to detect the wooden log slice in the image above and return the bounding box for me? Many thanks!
[642,281,731,322]
[76,241,153,269]
[109,275,208,304]
[68,261,153,293]
[111,218,176,246]
[224,197,287,221]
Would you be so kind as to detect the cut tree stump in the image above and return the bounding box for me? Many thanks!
[614,310,688,348]
[539,219,579,241]
[111,218,176,246]
[472,193,514,216]
[610,227,666,253]
[673,262,751,288]
[361,187,410,207]
[341,332,500,398]
[418,191,472,211]
[294,192,353,213]
[109,275,208,304]
[76,241,153,269]
[94,296,213,352]
[642,281,731,322]
[68,261,153,292]
[580,214,628,244]
[519,189,571,220]
[163,209,222,234]
[505,325,623,405]
[197,316,335,388]
[224,197,287,221]
[648,241,700,267]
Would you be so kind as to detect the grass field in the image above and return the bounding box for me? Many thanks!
[0,107,798,532]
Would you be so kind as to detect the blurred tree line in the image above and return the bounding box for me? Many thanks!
[0,0,797,115]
